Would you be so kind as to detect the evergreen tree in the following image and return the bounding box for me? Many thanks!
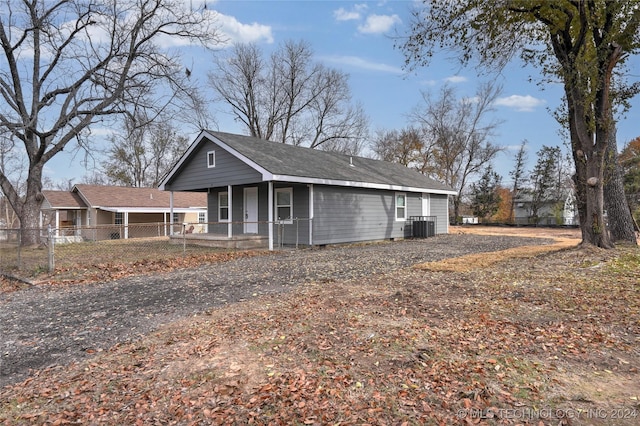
[470,165,502,222]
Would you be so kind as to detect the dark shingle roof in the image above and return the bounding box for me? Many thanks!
[209,131,455,193]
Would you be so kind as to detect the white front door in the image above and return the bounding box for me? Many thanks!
[244,187,258,234]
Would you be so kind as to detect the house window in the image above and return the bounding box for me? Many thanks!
[115,212,123,225]
[198,212,206,223]
[207,150,216,168]
[395,193,406,221]
[275,188,293,223]
[172,212,180,223]
[218,192,229,221]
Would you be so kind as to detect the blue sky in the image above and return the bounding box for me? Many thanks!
[46,0,640,186]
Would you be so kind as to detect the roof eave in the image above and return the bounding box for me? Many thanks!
[271,174,458,195]
[99,207,207,213]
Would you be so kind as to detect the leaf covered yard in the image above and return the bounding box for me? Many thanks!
[1,230,639,425]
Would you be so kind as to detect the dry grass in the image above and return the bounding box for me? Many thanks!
[416,225,582,272]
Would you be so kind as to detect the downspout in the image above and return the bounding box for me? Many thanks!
[446,195,450,234]
[268,181,274,250]
[308,184,313,246]
[227,185,232,239]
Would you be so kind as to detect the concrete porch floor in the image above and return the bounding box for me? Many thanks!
[169,233,268,249]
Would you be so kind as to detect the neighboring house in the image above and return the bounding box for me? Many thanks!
[41,184,207,241]
[513,192,579,226]
[461,215,479,224]
[159,130,457,249]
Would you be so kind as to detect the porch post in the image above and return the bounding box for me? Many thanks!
[169,191,174,235]
[268,181,274,250]
[75,210,81,236]
[227,184,232,238]
[55,210,60,236]
[163,212,167,236]
[124,212,129,239]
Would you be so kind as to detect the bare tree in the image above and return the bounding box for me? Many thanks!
[102,115,190,187]
[0,0,221,245]
[371,127,423,167]
[410,83,503,223]
[210,40,368,152]
[210,43,266,138]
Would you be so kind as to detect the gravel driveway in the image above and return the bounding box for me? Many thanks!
[0,234,551,387]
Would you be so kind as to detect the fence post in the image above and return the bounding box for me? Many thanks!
[48,225,55,272]
[182,223,186,255]
[17,228,22,270]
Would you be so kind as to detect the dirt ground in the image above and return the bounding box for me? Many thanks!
[1,226,639,425]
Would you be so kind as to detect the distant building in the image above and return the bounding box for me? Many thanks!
[41,184,207,241]
[513,191,579,226]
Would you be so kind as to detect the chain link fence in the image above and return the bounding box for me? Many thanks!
[0,219,312,279]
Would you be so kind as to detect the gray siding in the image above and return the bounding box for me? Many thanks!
[312,186,415,245]
[274,183,310,246]
[207,183,448,245]
[430,194,449,234]
[165,138,262,191]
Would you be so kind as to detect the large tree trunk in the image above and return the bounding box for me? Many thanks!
[583,152,613,248]
[567,105,613,248]
[452,195,461,225]
[19,166,45,247]
[603,123,637,244]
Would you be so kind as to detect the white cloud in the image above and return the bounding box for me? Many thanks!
[495,95,546,112]
[334,4,369,21]
[216,12,273,45]
[320,55,403,74]
[334,7,360,21]
[357,14,401,34]
[444,75,467,84]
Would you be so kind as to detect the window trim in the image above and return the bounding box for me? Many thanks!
[207,150,216,168]
[218,191,229,222]
[395,192,407,221]
[275,187,293,224]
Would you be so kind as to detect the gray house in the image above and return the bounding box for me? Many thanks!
[159,131,457,249]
